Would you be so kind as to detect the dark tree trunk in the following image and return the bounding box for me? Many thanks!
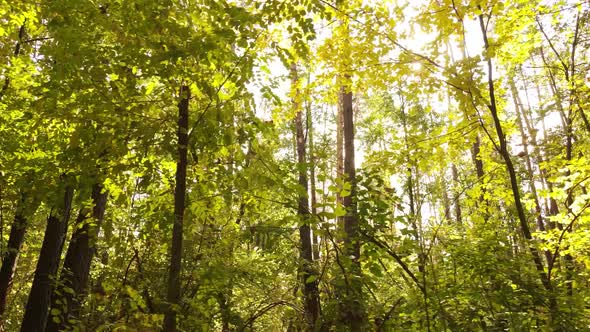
[292,64,321,329]
[163,85,190,332]
[339,80,364,330]
[0,195,38,324]
[477,12,553,297]
[21,183,74,332]
[472,135,485,180]
[471,135,489,218]
[47,183,107,331]
[0,214,26,320]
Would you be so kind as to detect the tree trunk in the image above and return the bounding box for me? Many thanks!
[472,136,484,180]
[307,96,321,261]
[292,63,320,329]
[163,85,190,332]
[401,107,430,331]
[477,12,553,296]
[536,41,575,297]
[510,79,555,268]
[0,194,38,325]
[441,175,452,222]
[471,135,488,218]
[47,182,107,331]
[336,87,344,230]
[451,164,462,224]
[510,81,547,232]
[339,77,364,330]
[21,182,74,332]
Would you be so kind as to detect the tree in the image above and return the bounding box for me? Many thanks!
[1,0,590,330]
[163,84,190,332]
[291,63,321,329]
[21,181,74,332]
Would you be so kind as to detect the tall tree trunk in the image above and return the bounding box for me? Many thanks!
[339,76,364,330]
[292,63,320,329]
[21,181,74,332]
[562,101,575,297]
[0,24,25,102]
[472,135,489,220]
[529,66,561,229]
[536,46,576,295]
[401,107,430,332]
[163,85,190,332]
[510,80,554,267]
[477,11,553,299]
[0,194,38,326]
[336,87,344,229]
[451,164,462,224]
[472,135,484,180]
[510,80,547,233]
[441,175,452,222]
[307,97,321,261]
[47,182,107,331]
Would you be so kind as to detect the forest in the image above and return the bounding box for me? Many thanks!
[0,0,589,331]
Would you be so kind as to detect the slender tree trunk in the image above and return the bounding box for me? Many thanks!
[562,106,575,297]
[451,164,462,224]
[336,87,344,229]
[472,136,484,180]
[457,30,486,197]
[217,292,231,332]
[21,181,74,332]
[472,135,489,218]
[0,24,25,102]
[529,66,562,229]
[510,81,547,233]
[339,76,364,330]
[292,64,320,329]
[163,85,190,332]
[0,194,38,325]
[536,46,576,296]
[307,98,321,262]
[0,215,25,323]
[401,107,430,332]
[478,12,553,299]
[47,182,107,331]
[441,177,452,222]
[511,80,555,268]
[538,47,568,130]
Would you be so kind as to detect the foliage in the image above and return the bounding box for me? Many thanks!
[0,0,589,331]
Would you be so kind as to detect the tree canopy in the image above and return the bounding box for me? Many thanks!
[0,0,589,331]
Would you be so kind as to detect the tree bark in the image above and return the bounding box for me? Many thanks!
[21,182,74,332]
[471,135,489,218]
[163,85,190,332]
[451,164,462,224]
[336,87,344,230]
[307,96,321,261]
[401,106,430,332]
[339,77,364,330]
[0,194,38,325]
[510,80,547,233]
[477,12,552,296]
[47,182,107,331]
[292,64,320,329]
